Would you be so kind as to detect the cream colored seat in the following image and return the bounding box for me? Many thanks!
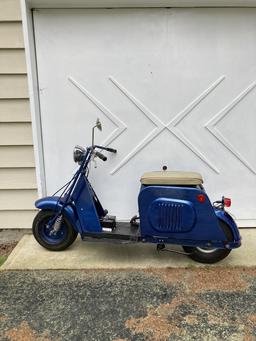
[140,171,203,186]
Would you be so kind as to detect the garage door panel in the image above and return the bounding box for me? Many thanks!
[35,9,210,120]
[216,85,256,170]
[34,8,256,224]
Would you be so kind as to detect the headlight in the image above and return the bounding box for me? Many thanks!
[73,145,86,163]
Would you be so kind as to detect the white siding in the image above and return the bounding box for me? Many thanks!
[0,22,24,48]
[0,146,35,168]
[0,75,28,98]
[0,1,37,228]
[0,49,27,74]
[0,0,21,21]
[0,99,30,122]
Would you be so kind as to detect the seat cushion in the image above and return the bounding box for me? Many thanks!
[140,171,203,185]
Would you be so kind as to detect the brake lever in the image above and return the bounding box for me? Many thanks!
[93,159,97,168]
[91,152,98,168]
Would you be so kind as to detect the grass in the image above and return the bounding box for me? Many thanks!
[0,255,7,267]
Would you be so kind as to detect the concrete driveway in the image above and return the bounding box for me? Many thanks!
[0,269,256,341]
[2,229,256,270]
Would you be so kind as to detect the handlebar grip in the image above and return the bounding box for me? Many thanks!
[105,147,117,153]
[95,151,107,161]
[94,145,117,153]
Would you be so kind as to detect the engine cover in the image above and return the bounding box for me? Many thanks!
[148,198,195,233]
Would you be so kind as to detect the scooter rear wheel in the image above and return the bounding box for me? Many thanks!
[182,219,233,264]
[33,210,78,251]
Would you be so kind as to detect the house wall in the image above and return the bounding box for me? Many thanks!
[0,0,37,228]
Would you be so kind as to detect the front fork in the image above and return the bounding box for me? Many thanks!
[46,213,63,236]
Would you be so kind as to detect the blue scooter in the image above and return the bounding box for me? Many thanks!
[32,119,241,263]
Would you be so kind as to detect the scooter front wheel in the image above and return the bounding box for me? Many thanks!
[182,220,233,264]
[32,210,78,251]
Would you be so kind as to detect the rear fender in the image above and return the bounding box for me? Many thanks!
[215,209,241,244]
[35,196,81,233]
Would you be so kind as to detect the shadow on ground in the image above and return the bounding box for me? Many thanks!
[0,268,255,341]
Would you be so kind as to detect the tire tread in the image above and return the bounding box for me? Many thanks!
[32,210,78,251]
[182,219,233,264]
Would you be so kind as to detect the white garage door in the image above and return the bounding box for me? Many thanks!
[34,8,256,225]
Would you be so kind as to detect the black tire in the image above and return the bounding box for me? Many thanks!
[182,219,233,264]
[32,210,78,251]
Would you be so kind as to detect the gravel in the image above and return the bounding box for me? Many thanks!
[0,269,255,341]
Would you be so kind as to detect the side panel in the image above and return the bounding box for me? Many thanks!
[139,185,227,242]
[35,196,81,233]
[71,176,102,233]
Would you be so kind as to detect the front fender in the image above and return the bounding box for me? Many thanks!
[215,209,241,247]
[35,196,81,233]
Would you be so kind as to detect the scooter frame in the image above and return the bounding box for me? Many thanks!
[35,145,241,250]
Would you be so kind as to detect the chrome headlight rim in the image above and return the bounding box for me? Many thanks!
[73,145,86,163]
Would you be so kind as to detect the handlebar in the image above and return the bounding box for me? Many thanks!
[94,145,117,153]
[95,151,107,161]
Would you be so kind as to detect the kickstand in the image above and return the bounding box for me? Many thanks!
[157,244,193,256]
